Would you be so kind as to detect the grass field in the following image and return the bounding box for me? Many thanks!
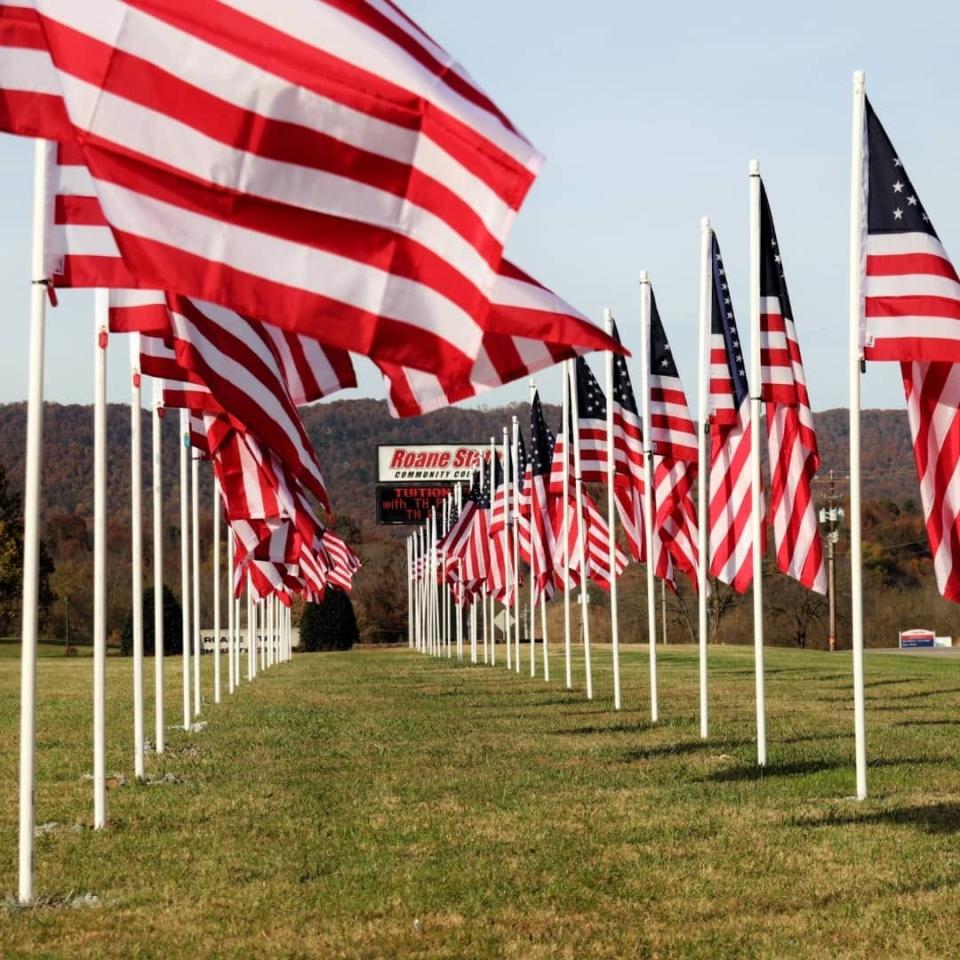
[1,642,959,958]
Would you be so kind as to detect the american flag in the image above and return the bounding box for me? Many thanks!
[860,99,960,601]
[487,452,517,603]
[522,392,558,602]
[605,321,650,565]
[574,357,608,484]
[708,232,762,593]
[648,291,699,590]
[759,182,826,594]
[1,1,618,393]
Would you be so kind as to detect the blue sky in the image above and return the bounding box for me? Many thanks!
[1,0,958,412]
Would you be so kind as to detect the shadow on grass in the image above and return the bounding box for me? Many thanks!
[702,756,931,783]
[894,718,960,727]
[548,717,659,737]
[792,802,960,834]
[618,739,754,763]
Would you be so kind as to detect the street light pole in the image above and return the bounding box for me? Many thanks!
[819,471,845,652]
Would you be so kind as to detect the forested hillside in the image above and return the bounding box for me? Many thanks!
[0,399,948,650]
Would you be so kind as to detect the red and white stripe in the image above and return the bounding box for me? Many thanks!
[2,1,601,380]
[708,332,759,593]
[582,492,628,590]
[760,295,826,594]
[379,262,610,417]
[864,232,960,362]
[649,371,698,464]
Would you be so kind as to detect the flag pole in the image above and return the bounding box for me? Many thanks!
[748,159,768,767]
[179,409,191,729]
[697,217,711,739]
[456,485,464,660]
[407,536,413,649]
[604,310,622,710]
[93,290,109,829]
[151,380,165,752]
[191,451,201,715]
[528,380,538,678]
[489,436,497,667]
[18,139,53,903]
[227,526,235,694]
[213,478,221,702]
[129,333,145,780]
[246,573,254,682]
[847,69,868,800]
[569,359,593,701]
[639,272,659,723]
[561,368,573,690]
[512,416,521,674]
[502,425,512,671]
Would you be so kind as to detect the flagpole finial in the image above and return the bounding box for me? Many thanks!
[853,69,865,86]
[701,215,710,230]
[639,270,649,285]
[749,158,760,176]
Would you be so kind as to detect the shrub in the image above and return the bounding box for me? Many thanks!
[120,584,183,656]
[299,588,359,651]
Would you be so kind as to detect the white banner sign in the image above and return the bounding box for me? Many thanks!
[377,444,491,482]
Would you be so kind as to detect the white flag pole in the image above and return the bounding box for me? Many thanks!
[179,409,191,729]
[129,333,145,780]
[18,139,53,903]
[569,359,593,701]
[191,451,201,715]
[92,290,109,829]
[604,310,622,711]
[151,381,165,752]
[442,497,450,658]
[489,436,497,667]
[457,486,465,660]
[511,417,522,674]
[848,69,868,800]
[697,217,712,739]
[246,573,254,682]
[501,426,512,672]
[540,592,549,682]
[407,537,413,649]
[561,369,572,690]
[527,382,538,677]
[748,159,768,767]
[639,272,659,723]
[227,526,235,694]
[212,479,221,702]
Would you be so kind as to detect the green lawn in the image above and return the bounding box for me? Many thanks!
[1,642,959,958]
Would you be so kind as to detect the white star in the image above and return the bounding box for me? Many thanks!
[893,158,903,167]
[893,181,904,193]
[893,208,903,220]
[907,196,918,206]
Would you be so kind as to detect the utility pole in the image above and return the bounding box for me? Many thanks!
[819,471,845,651]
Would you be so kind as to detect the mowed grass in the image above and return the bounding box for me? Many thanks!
[1,642,960,958]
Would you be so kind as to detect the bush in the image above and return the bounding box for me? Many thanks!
[299,588,359,651]
[121,584,184,656]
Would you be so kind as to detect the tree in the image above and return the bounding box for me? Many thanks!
[120,584,183,656]
[0,460,55,635]
[299,588,359,651]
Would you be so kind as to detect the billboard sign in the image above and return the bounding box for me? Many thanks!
[375,484,456,525]
[377,443,491,482]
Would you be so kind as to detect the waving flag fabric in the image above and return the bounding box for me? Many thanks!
[708,232,763,593]
[1,1,619,385]
[858,99,960,602]
[759,183,827,594]
[574,357,608,484]
[648,291,699,590]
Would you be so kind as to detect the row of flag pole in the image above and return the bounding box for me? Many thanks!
[1,0,623,905]
[408,70,960,814]
[3,0,959,906]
